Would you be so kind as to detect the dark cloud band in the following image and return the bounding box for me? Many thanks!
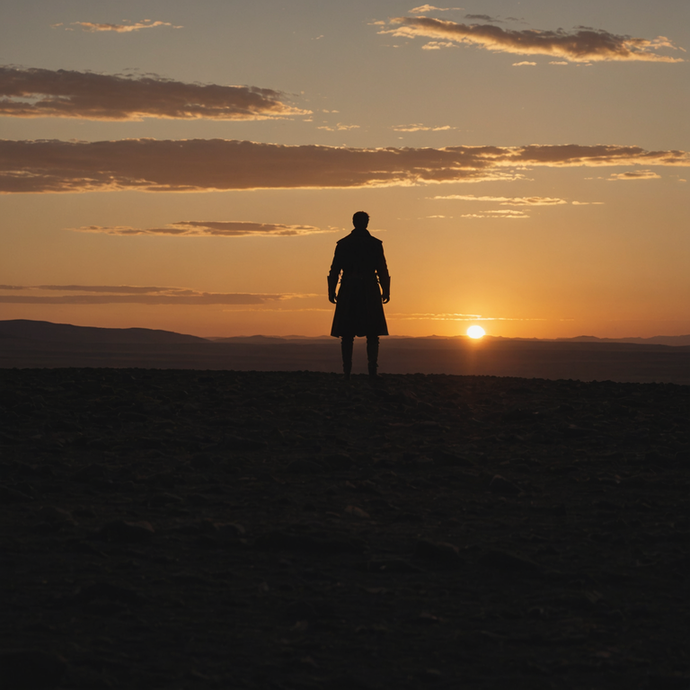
[0,67,308,121]
[73,221,330,237]
[59,20,180,33]
[383,17,684,62]
[0,139,686,193]
[0,285,299,305]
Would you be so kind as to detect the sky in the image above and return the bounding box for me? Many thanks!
[1,0,688,339]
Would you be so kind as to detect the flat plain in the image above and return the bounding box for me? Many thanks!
[1,367,689,689]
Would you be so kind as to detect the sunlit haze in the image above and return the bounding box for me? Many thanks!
[1,1,688,339]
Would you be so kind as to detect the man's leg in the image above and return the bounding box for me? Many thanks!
[366,335,379,378]
[341,335,354,379]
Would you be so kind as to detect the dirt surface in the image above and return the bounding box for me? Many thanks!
[1,369,689,689]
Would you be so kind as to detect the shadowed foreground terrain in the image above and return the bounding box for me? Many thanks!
[1,369,689,689]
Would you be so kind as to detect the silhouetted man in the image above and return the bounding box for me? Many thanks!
[328,211,390,379]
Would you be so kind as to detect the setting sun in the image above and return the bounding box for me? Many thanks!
[467,326,486,339]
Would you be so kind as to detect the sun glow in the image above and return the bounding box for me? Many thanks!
[467,325,486,339]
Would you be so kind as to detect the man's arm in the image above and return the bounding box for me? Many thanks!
[379,274,390,304]
[327,272,339,304]
[377,244,390,304]
[327,247,341,304]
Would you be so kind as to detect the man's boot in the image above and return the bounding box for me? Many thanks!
[366,335,379,379]
[341,336,354,380]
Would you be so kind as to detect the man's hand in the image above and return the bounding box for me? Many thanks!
[382,293,390,304]
[328,293,337,304]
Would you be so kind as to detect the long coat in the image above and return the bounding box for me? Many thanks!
[328,228,390,337]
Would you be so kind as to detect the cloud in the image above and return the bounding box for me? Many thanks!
[388,312,546,321]
[381,17,685,62]
[393,123,452,132]
[316,123,360,131]
[465,14,501,23]
[0,139,687,194]
[421,41,457,50]
[461,210,529,219]
[549,61,569,65]
[608,170,661,181]
[433,194,568,205]
[0,284,307,305]
[513,61,537,66]
[54,20,181,33]
[0,67,308,121]
[409,5,461,14]
[71,221,332,237]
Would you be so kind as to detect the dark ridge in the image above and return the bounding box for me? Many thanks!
[0,319,208,345]
[0,321,688,384]
[554,334,690,347]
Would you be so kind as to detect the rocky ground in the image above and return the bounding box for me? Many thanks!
[1,369,689,689]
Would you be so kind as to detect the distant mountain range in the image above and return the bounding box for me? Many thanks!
[507,334,690,347]
[0,319,207,344]
[1,319,689,346]
[1,319,688,384]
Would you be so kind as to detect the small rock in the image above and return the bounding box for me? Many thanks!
[324,453,354,470]
[148,493,184,507]
[478,549,543,573]
[77,581,144,606]
[432,449,474,467]
[255,531,365,554]
[408,612,442,626]
[489,475,523,496]
[414,540,464,569]
[96,520,154,543]
[357,559,424,574]
[217,435,267,451]
[345,506,370,519]
[37,507,75,525]
[200,520,246,540]
[0,486,33,503]
[283,600,318,625]
[285,459,324,474]
[0,650,67,689]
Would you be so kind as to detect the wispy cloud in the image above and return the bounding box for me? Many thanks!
[0,67,309,121]
[513,61,537,66]
[409,5,461,14]
[53,20,181,33]
[0,285,308,305]
[388,312,546,321]
[380,17,684,62]
[433,194,568,205]
[316,123,360,131]
[461,210,529,219]
[465,14,501,23]
[71,221,333,237]
[393,123,453,132]
[608,170,661,181]
[421,41,457,50]
[1,140,687,194]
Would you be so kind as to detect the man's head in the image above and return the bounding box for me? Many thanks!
[353,211,369,229]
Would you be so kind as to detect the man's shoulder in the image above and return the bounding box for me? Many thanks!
[337,233,382,246]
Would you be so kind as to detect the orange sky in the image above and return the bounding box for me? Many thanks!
[1,1,688,339]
